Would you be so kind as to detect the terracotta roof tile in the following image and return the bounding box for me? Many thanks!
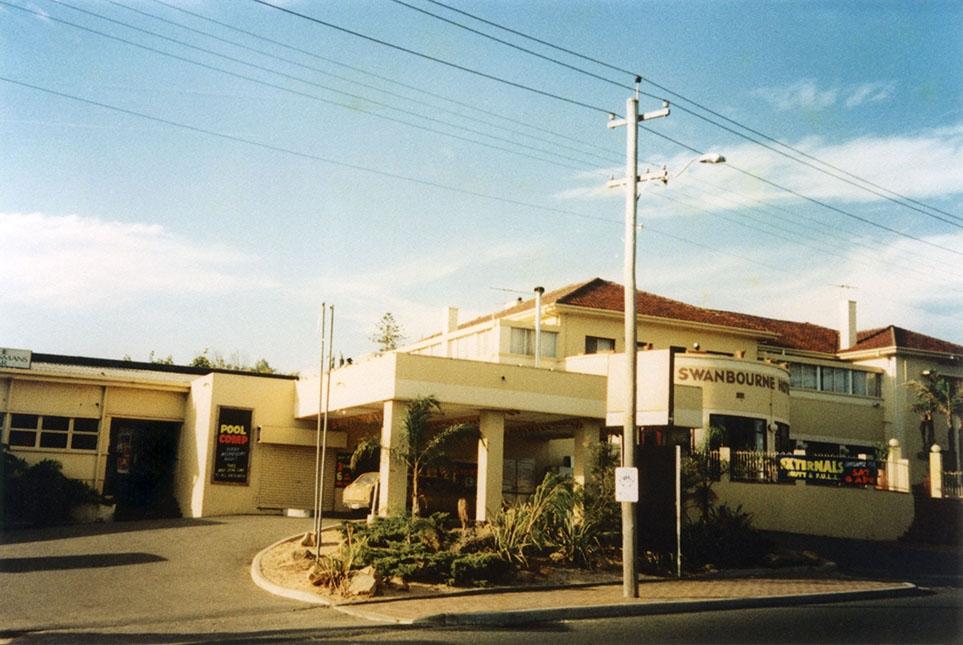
[423,277,961,357]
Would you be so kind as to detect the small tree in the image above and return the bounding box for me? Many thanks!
[370,312,405,352]
[683,426,727,522]
[907,371,963,464]
[351,395,477,516]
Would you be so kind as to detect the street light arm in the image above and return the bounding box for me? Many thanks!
[673,152,727,180]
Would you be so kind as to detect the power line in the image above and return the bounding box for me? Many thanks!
[0,75,804,282]
[636,125,963,258]
[249,0,616,116]
[106,0,620,166]
[24,0,599,172]
[242,0,963,256]
[146,0,621,161]
[419,0,963,225]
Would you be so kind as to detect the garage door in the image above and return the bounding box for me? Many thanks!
[257,445,336,511]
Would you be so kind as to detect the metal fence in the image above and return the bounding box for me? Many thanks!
[942,471,963,499]
[729,450,782,483]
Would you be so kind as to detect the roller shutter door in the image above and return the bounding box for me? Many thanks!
[257,445,336,511]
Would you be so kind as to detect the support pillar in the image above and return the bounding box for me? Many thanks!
[929,444,943,499]
[378,400,409,517]
[476,410,505,523]
[573,419,602,488]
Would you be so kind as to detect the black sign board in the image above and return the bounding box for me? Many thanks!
[213,407,252,484]
[636,445,678,553]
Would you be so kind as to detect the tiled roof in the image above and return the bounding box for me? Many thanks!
[848,326,963,355]
[443,277,962,357]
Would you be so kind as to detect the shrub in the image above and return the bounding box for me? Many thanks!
[489,473,573,567]
[682,504,771,570]
[2,452,103,528]
[310,524,368,593]
[449,552,513,587]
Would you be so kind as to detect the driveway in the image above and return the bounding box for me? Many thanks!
[0,515,370,641]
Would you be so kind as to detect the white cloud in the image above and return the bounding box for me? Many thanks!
[291,240,551,350]
[753,79,896,112]
[845,82,895,108]
[555,123,963,212]
[752,80,839,111]
[652,229,963,345]
[0,212,278,307]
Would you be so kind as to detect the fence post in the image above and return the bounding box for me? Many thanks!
[718,446,731,482]
[886,438,908,492]
[929,444,943,499]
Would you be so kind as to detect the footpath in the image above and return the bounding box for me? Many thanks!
[251,534,920,627]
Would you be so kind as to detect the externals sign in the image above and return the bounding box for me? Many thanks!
[777,454,877,487]
[0,348,31,369]
[212,407,252,484]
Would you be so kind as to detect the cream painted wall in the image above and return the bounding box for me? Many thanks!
[558,311,760,360]
[713,479,914,541]
[788,394,884,445]
[191,373,309,517]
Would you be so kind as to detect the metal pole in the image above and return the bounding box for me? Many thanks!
[316,305,335,560]
[675,444,682,578]
[534,286,544,368]
[313,303,326,542]
[622,92,639,599]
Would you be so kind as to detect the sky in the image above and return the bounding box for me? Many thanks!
[1,0,961,373]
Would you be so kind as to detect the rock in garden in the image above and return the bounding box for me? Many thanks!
[299,532,316,547]
[345,566,382,597]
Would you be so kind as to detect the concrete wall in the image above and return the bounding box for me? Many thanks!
[713,479,915,541]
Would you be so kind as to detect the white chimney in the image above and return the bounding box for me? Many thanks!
[839,300,857,350]
[443,306,459,334]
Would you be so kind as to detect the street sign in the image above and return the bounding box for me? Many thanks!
[0,347,31,369]
[615,467,638,502]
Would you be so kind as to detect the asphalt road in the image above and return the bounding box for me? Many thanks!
[4,516,961,644]
[0,515,366,641]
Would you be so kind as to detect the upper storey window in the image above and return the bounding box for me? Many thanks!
[788,362,880,397]
[510,328,557,358]
[585,336,615,354]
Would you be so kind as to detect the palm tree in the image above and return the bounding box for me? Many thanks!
[908,371,963,469]
[351,395,478,516]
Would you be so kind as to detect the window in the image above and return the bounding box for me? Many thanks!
[585,336,615,354]
[510,328,557,358]
[6,414,100,451]
[9,414,39,447]
[787,362,880,397]
[40,416,69,448]
[71,418,100,450]
[789,363,818,389]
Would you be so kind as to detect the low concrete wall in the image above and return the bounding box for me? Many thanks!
[714,479,915,541]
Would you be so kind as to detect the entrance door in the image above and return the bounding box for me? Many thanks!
[104,419,181,520]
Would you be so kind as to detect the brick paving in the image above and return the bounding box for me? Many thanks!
[335,577,910,624]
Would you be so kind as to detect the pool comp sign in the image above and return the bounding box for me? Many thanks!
[213,407,252,484]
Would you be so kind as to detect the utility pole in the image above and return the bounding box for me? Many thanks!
[606,77,669,598]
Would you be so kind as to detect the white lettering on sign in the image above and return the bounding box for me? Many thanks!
[615,467,638,503]
[0,348,31,369]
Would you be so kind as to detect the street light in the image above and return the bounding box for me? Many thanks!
[608,88,726,598]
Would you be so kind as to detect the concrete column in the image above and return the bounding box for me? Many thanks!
[573,419,602,488]
[378,400,409,517]
[929,444,943,499]
[476,410,505,523]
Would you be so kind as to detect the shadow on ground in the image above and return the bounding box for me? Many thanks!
[0,517,223,545]
[0,551,167,572]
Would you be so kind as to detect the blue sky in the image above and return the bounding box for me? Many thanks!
[2,0,961,372]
